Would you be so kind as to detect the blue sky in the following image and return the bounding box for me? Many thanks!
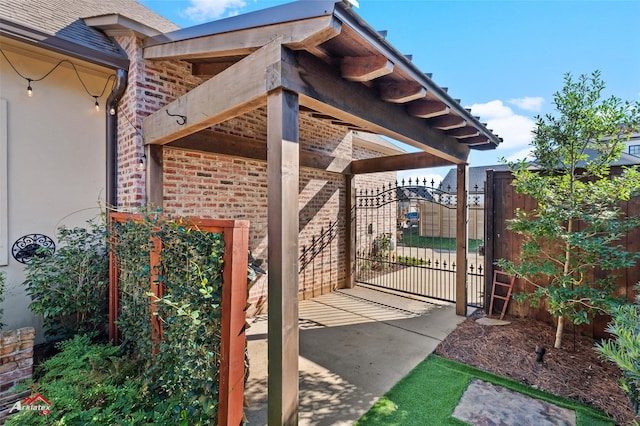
[139,0,640,182]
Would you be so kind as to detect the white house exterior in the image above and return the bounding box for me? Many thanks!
[0,0,175,340]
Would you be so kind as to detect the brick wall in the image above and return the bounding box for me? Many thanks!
[163,148,349,307]
[0,328,34,424]
[114,35,203,210]
[0,327,34,394]
[353,160,398,260]
[116,35,398,311]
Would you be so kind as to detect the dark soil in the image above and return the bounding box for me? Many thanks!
[434,310,637,425]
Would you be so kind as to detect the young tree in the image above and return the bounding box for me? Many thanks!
[498,71,640,349]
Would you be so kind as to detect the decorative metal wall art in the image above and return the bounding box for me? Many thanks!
[11,234,55,264]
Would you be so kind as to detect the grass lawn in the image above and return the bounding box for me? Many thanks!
[399,233,484,253]
[355,355,614,426]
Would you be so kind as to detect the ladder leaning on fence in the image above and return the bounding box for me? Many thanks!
[488,270,515,320]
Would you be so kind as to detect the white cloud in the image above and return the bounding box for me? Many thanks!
[470,100,513,118]
[505,147,535,163]
[397,169,448,187]
[183,0,248,22]
[508,96,544,112]
[468,100,536,150]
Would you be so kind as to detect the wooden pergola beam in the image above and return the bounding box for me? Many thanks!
[379,82,426,103]
[341,55,394,82]
[428,115,467,131]
[169,130,351,174]
[407,99,450,118]
[142,40,283,146]
[446,126,480,139]
[144,16,340,61]
[191,61,236,77]
[351,151,453,174]
[457,135,490,146]
[279,49,469,164]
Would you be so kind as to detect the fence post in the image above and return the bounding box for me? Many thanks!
[484,170,495,314]
[455,164,468,315]
[218,222,250,426]
[149,231,163,351]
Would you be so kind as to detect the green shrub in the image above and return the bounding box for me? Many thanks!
[110,218,154,359]
[6,335,184,425]
[111,215,227,423]
[370,233,391,270]
[596,286,640,416]
[151,221,225,422]
[23,221,109,341]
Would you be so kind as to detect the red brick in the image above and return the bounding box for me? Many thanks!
[0,362,17,375]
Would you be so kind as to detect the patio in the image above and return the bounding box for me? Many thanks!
[244,285,465,425]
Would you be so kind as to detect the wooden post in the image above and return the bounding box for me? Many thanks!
[146,144,163,209]
[149,232,163,351]
[484,169,495,314]
[267,88,300,425]
[218,223,250,426]
[456,164,468,315]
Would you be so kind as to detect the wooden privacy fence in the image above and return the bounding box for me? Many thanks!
[108,212,249,426]
[485,169,640,338]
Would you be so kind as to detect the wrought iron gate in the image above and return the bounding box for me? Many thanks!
[354,178,485,308]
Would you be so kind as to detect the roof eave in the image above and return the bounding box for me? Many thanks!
[84,14,165,39]
[332,3,501,149]
[144,0,339,47]
[0,18,129,70]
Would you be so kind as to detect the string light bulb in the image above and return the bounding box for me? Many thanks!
[1,48,117,111]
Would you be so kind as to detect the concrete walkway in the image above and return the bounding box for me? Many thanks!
[244,285,465,425]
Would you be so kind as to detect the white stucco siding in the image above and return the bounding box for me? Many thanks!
[0,42,111,339]
[0,100,7,266]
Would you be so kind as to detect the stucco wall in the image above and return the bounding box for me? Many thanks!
[0,41,111,339]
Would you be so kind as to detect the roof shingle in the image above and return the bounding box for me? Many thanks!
[0,0,179,57]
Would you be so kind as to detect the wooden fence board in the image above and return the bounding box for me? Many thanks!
[485,169,639,338]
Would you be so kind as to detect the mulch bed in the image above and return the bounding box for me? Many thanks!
[434,310,637,425]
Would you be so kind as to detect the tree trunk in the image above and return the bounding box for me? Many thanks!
[554,315,564,349]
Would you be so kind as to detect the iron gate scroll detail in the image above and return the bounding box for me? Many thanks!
[354,178,485,308]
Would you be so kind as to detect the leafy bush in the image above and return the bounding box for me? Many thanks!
[9,212,250,425]
[596,286,640,416]
[111,215,227,423]
[371,233,391,270]
[6,335,184,425]
[23,221,109,340]
[110,218,153,358]
[151,220,225,422]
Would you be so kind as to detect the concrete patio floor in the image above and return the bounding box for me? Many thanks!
[244,285,466,425]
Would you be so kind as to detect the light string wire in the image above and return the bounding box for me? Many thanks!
[1,48,148,167]
[118,100,147,169]
[122,106,145,142]
[0,48,116,106]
